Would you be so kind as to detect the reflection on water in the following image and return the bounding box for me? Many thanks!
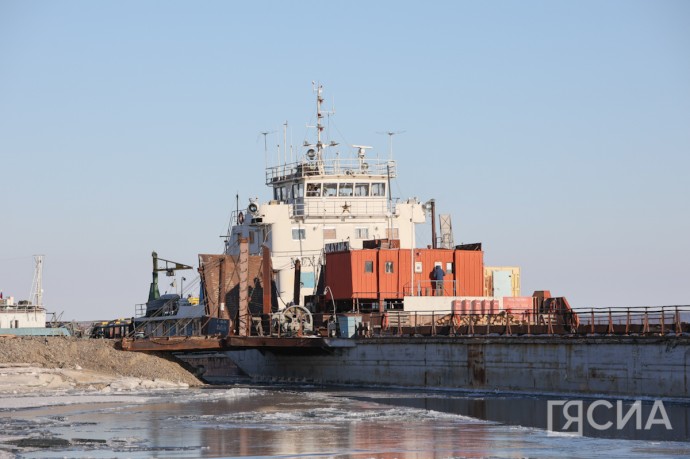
[355,391,690,442]
[1,386,689,458]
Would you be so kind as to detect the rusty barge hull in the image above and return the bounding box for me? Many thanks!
[224,335,690,398]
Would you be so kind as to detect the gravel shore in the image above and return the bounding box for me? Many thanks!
[0,336,203,393]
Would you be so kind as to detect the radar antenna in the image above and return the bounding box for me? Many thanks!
[377,130,406,160]
[352,145,373,172]
[259,130,276,169]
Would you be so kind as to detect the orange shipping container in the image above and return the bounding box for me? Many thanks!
[377,249,410,301]
[325,246,484,301]
[349,250,378,299]
[454,250,484,296]
[409,249,456,296]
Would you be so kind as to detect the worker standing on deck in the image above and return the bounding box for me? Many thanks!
[433,265,445,296]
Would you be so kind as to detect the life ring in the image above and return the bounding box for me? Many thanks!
[237,212,245,224]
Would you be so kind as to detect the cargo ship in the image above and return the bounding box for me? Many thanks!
[127,85,690,398]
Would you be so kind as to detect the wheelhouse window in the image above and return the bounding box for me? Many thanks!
[292,183,304,199]
[354,183,370,197]
[371,183,386,197]
[338,183,353,197]
[355,228,369,239]
[323,183,337,197]
[292,228,306,240]
[274,186,288,201]
[306,183,321,197]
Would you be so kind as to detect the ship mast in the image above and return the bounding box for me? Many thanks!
[315,83,324,164]
[30,255,44,308]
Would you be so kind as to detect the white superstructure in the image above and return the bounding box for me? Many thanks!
[225,85,426,308]
[0,255,47,328]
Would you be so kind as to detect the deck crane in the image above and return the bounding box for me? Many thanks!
[147,251,193,302]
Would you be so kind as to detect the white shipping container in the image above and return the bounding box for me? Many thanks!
[484,266,521,297]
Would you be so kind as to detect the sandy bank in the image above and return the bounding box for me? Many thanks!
[0,336,202,393]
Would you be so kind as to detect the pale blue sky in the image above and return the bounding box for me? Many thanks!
[1,1,688,320]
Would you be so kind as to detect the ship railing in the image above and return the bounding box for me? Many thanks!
[327,305,690,338]
[265,158,397,184]
[402,280,458,297]
[127,297,212,340]
[131,317,205,339]
[578,305,690,336]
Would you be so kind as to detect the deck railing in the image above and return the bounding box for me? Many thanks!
[265,158,397,184]
[402,280,458,297]
[121,304,690,341]
[334,305,690,338]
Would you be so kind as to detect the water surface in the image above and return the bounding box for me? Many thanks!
[1,385,689,458]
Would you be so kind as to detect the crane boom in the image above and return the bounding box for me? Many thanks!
[148,251,193,302]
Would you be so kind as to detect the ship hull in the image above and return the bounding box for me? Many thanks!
[225,336,690,398]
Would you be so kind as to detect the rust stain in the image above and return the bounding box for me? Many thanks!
[467,344,486,386]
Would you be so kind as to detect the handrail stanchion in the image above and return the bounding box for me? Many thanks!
[676,307,682,335]
[607,308,614,335]
[643,308,649,334]
[432,311,436,336]
[590,309,595,334]
[626,308,631,335]
[660,307,665,335]
[505,312,512,336]
[468,313,474,336]
[548,311,553,335]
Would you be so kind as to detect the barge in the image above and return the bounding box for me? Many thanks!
[125,85,689,399]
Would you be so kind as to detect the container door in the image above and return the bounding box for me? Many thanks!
[493,270,512,298]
